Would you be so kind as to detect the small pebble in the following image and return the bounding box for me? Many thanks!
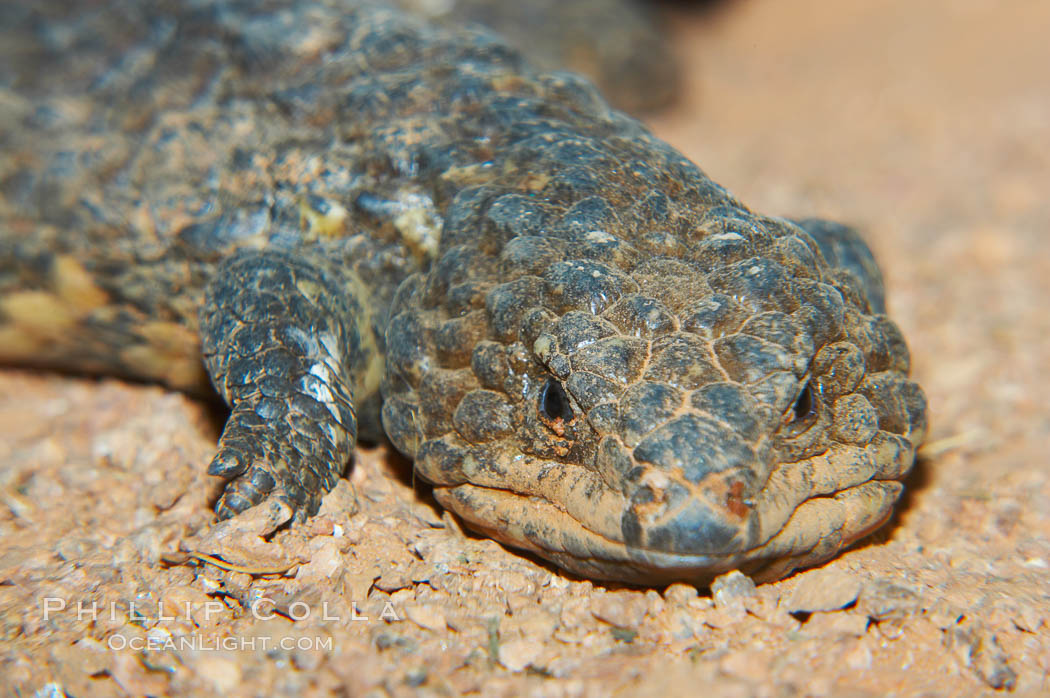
[404,604,447,632]
[711,570,757,612]
[498,639,543,672]
[786,569,861,614]
[591,591,648,629]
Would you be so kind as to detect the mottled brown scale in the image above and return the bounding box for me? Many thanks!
[0,0,927,585]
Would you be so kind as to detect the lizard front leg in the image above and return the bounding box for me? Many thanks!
[199,248,371,521]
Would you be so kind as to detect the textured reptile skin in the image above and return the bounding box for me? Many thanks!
[0,0,927,584]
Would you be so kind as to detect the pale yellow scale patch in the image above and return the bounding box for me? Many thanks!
[0,256,209,392]
[439,162,493,189]
[490,74,527,93]
[391,193,441,260]
[0,256,110,358]
[350,279,386,404]
[0,290,77,357]
[52,255,110,313]
[120,321,209,393]
[502,158,550,193]
[307,184,442,261]
[300,197,350,238]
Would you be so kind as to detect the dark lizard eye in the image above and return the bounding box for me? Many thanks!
[539,378,574,424]
[784,380,819,434]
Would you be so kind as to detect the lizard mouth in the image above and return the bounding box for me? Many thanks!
[430,463,905,585]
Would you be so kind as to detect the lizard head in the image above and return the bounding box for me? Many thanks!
[381,160,927,586]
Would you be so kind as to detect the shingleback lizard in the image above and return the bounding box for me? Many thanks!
[0,0,927,585]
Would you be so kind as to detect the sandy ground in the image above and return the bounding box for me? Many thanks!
[2,0,1049,695]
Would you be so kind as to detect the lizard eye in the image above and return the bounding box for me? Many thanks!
[784,380,819,434]
[538,378,574,424]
